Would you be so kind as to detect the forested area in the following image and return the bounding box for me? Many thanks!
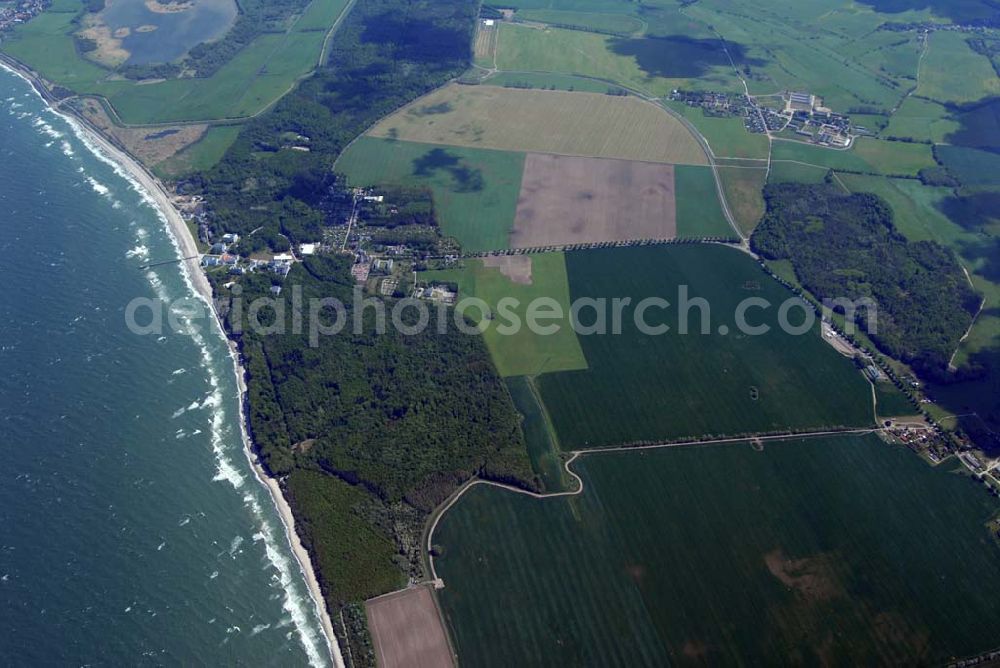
[217,254,537,606]
[752,183,979,377]
[184,0,478,253]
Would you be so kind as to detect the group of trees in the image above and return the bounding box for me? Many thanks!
[751,183,980,378]
[219,254,537,607]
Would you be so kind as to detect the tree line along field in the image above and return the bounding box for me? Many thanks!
[421,253,588,378]
[531,244,872,449]
[0,0,350,124]
[338,135,732,252]
[433,433,1000,666]
[336,136,527,253]
[368,84,709,165]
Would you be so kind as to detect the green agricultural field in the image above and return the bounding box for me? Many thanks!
[1,0,349,124]
[682,0,907,113]
[515,8,645,35]
[767,160,829,184]
[337,137,525,252]
[771,138,934,176]
[884,97,958,143]
[534,245,873,449]
[369,84,709,165]
[918,30,1000,105]
[674,165,735,237]
[494,23,740,97]
[716,165,767,235]
[874,380,917,418]
[421,253,588,378]
[664,100,771,160]
[156,125,243,178]
[434,433,1000,666]
[936,145,1000,187]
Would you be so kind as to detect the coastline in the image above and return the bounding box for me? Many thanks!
[0,58,345,668]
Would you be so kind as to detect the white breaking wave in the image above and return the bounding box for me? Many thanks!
[85,176,110,197]
[0,61,338,668]
[125,245,149,259]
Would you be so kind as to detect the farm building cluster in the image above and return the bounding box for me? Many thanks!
[670,88,856,146]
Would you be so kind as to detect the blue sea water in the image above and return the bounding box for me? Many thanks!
[0,66,331,665]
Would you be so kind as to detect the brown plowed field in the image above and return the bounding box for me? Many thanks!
[365,586,454,668]
[511,153,676,248]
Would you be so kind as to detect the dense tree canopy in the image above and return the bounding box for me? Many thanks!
[752,183,980,377]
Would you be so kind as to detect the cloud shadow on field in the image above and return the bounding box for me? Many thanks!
[412,148,485,193]
[608,36,765,79]
[855,0,998,24]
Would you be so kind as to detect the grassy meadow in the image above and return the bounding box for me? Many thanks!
[535,245,873,449]
[421,253,588,378]
[716,165,767,235]
[771,138,935,176]
[494,23,740,97]
[917,30,1000,105]
[434,433,1000,666]
[337,137,526,252]
[664,100,771,160]
[673,165,735,237]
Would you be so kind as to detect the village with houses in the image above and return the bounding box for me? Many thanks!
[0,0,47,34]
[172,184,462,306]
[670,88,862,147]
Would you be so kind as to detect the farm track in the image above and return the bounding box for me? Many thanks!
[425,426,879,583]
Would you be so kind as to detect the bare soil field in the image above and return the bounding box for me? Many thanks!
[511,153,676,248]
[365,585,454,668]
[482,254,533,284]
[369,84,708,165]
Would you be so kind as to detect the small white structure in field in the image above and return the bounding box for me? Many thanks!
[483,18,495,26]
[299,243,318,256]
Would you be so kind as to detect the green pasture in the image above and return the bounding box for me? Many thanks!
[884,97,958,143]
[664,100,770,160]
[155,125,243,178]
[918,30,1000,105]
[771,138,934,176]
[494,23,739,97]
[674,165,734,237]
[337,136,525,253]
[515,9,644,34]
[421,253,588,378]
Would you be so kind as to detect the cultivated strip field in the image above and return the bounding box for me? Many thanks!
[368,85,709,165]
[365,586,454,668]
[511,154,676,248]
[434,433,1000,666]
[536,244,873,448]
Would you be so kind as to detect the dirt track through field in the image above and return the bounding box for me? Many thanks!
[365,585,454,668]
[511,153,676,248]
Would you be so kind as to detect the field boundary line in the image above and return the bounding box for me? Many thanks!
[426,427,878,583]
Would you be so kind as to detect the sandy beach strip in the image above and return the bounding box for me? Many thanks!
[0,57,345,668]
